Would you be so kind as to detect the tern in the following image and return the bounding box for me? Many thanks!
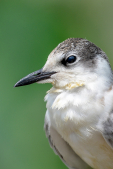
[15,38,113,169]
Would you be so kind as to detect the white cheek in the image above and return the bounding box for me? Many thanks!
[51,73,76,88]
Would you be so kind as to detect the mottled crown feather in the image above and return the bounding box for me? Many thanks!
[53,38,109,63]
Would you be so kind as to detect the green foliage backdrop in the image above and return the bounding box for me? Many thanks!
[1,0,113,169]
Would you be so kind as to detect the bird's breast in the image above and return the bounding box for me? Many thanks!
[45,87,105,129]
[45,88,113,169]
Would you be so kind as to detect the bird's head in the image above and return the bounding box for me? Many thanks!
[15,38,112,90]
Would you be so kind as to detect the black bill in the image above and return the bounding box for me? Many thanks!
[14,68,56,87]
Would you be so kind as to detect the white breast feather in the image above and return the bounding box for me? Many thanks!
[45,77,113,169]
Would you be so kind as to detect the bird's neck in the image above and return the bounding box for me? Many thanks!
[48,75,112,94]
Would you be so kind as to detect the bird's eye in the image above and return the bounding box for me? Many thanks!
[66,55,76,64]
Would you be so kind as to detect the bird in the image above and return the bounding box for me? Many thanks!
[14,38,113,169]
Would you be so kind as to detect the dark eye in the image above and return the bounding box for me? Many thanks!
[66,55,76,63]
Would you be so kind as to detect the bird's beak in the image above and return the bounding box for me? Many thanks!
[14,68,56,87]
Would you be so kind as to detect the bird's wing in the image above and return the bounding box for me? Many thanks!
[44,116,91,169]
[101,110,113,149]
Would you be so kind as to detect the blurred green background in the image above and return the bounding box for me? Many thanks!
[1,0,113,169]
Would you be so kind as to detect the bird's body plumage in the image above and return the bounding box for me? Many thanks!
[45,81,113,169]
[15,38,113,169]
